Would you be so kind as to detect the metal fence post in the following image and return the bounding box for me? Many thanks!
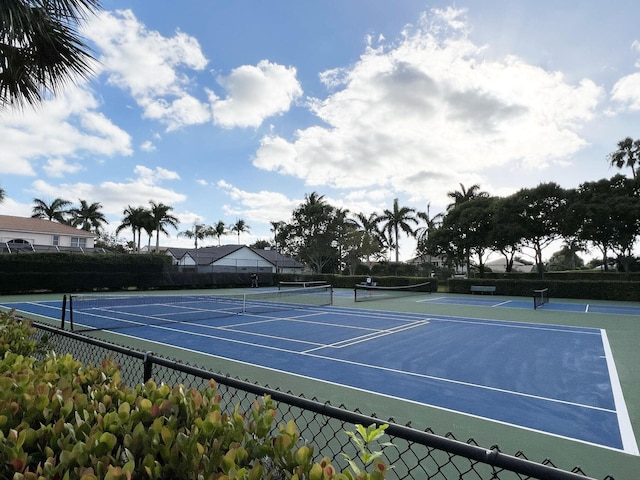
[143,351,154,382]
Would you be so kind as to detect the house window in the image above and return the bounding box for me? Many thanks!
[71,237,86,248]
[52,235,59,246]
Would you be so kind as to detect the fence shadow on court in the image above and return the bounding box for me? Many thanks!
[32,322,610,480]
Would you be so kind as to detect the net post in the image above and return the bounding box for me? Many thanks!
[60,295,67,329]
[69,295,74,331]
[143,351,154,383]
[242,293,247,314]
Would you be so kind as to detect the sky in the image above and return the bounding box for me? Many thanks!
[1,0,640,260]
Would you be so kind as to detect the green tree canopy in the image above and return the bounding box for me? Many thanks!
[31,197,71,223]
[1,0,101,109]
[149,201,179,252]
[178,223,215,249]
[380,198,418,263]
[69,199,108,233]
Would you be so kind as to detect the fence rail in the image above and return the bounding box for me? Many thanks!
[32,322,608,480]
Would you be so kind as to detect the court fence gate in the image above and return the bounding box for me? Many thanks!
[31,322,609,480]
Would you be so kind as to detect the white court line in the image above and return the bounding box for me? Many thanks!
[104,312,616,416]
[493,300,512,307]
[418,296,447,302]
[307,319,430,351]
[601,329,639,454]
[585,304,590,313]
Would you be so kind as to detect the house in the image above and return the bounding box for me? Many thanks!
[166,245,304,274]
[0,215,99,253]
[252,248,305,274]
[485,258,534,273]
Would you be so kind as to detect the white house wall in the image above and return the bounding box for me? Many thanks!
[1,230,94,248]
[215,248,273,269]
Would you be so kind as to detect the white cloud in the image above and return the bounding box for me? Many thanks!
[217,180,298,223]
[612,77,640,110]
[28,166,186,221]
[611,40,640,111]
[133,165,181,185]
[210,60,303,128]
[0,87,132,176]
[43,158,83,178]
[86,9,211,130]
[253,8,602,207]
[140,140,156,152]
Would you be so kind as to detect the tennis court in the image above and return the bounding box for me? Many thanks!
[419,294,640,316]
[2,286,637,456]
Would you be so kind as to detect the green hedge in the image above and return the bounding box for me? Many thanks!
[482,270,640,282]
[0,254,170,293]
[449,278,640,301]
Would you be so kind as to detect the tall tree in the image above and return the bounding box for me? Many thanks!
[31,197,71,222]
[488,195,526,273]
[574,175,640,271]
[148,201,179,252]
[116,205,150,253]
[280,192,341,273]
[379,198,418,262]
[213,221,226,246]
[0,187,5,203]
[270,221,285,251]
[415,203,443,263]
[608,137,640,179]
[1,0,101,109]
[513,182,568,274]
[68,199,108,232]
[353,212,384,269]
[446,183,488,211]
[443,196,496,276]
[178,223,214,249]
[230,219,250,244]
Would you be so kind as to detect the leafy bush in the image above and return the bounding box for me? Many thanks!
[0,312,392,480]
[0,310,49,357]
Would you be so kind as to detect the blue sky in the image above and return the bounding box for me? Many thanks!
[1,1,640,259]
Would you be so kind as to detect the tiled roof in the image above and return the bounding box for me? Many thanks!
[0,215,95,237]
[253,248,304,267]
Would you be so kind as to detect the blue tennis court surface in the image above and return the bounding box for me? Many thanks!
[420,295,640,316]
[2,296,637,454]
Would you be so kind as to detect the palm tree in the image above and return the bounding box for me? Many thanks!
[230,219,250,244]
[353,212,383,268]
[446,183,488,211]
[608,137,640,179]
[213,221,226,246]
[69,199,108,232]
[149,201,179,252]
[270,221,285,251]
[379,198,418,262]
[178,223,215,249]
[31,197,71,223]
[0,188,5,203]
[116,205,149,253]
[415,203,443,244]
[1,0,101,109]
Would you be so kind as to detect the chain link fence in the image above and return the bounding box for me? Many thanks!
[32,322,611,480]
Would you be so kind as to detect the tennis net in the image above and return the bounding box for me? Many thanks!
[354,282,431,302]
[278,280,328,290]
[533,288,549,309]
[66,285,333,332]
